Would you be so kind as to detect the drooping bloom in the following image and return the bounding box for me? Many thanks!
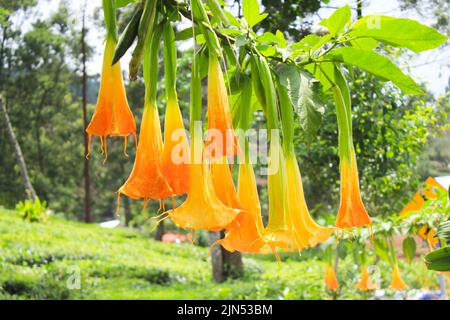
[210,157,242,209]
[355,266,376,291]
[262,134,291,251]
[218,161,265,253]
[335,148,372,229]
[161,98,190,195]
[284,155,334,251]
[86,37,136,160]
[165,133,239,231]
[390,264,408,290]
[205,54,238,158]
[161,22,190,196]
[118,101,173,201]
[324,265,339,291]
[332,72,371,229]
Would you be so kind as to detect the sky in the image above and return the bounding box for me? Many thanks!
[33,0,450,97]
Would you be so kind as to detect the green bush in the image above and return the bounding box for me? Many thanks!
[15,198,49,223]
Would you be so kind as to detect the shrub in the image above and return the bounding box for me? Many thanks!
[16,198,49,223]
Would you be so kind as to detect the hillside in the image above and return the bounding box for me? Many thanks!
[0,209,439,300]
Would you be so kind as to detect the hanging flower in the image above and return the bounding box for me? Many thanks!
[205,54,238,159]
[118,102,173,201]
[262,134,291,251]
[324,265,339,291]
[161,22,190,196]
[332,69,371,229]
[162,98,190,195]
[218,162,265,253]
[166,134,239,231]
[210,157,242,209]
[335,148,372,229]
[86,36,136,161]
[355,265,376,291]
[284,156,334,250]
[390,264,408,290]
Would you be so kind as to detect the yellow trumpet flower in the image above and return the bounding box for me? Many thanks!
[162,98,190,195]
[390,264,408,290]
[118,101,173,201]
[336,148,372,229]
[166,134,239,231]
[284,155,334,250]
[324,265,339,291]
[218,161,265,253]
[86,37,136,160]
[206,55,238,158]
[355,266,376,291]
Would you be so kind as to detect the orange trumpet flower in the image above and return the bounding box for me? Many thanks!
[335,148,372,229]
[86,37,136,160]
[355,265,376,291]
[284,155,334,250]
[210,157,242,209]
[218,161,265,253]
[206,54,238,158]
[162,98,190,195]
[324,265,339,291]
[166,134,239,231]
[118,101,173,201]
[390,264,408,290]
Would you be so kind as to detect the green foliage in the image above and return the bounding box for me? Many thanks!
[424,247,450,272]
[402,237,416,264]
[350,15,448,52]
[242,0,268,28]
[328,47,423,94]
[15,198,49,223]
[319,5,351,36]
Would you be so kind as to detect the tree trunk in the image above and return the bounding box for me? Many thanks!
[154,220,165,241]
[209,231,244,283]
[0,96,37,200]
[81,1,92,223]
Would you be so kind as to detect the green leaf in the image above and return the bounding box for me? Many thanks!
[402,236,416,264]
[350,15,448,52]
[349,37,378,50]
[114,0,138,9]
[425,247,450,272]
[374,238,390,263]
[243,0,267,28]
[328,47,423,94]
[278,65,324,142]
[319,5,351,36]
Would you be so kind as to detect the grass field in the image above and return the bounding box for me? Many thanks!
[0,208,441,300]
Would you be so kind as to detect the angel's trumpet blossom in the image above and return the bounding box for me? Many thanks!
[211,157,242,209]
[355,266,376,291]
[162,98,190,195]
[335,148,372,229]
[333,69,371,229]
[324,265,339,291]
[118,102,173,201]
[263,134,291,250]
[86,36,136,160]
[390,264,408,290]
[161,23,190,195]
[284,155,334,250]
[206,54,238,158]
[218,161,265,253]
[166,134,239,231]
